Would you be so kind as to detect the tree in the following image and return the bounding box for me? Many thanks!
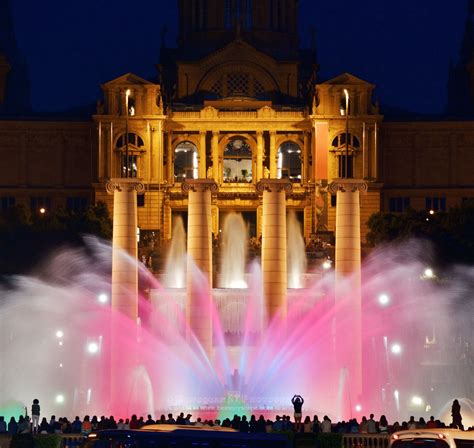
[0,201,113,275]
[367,202,474,264]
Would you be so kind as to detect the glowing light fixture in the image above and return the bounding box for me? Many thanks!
[39,208,46,214]
[378,293,390,306]
[56,330,64,338]
[98,293,108,304]
[55,394,65,404]
[87,342,99,354]
[355,404,362,412]
[423,268,434,279]
[391,343,402,354]
[411,395,423,406]
[322,260,332,270]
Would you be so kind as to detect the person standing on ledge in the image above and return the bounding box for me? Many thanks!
[31,399,40,433]
[292,394,304,432]
[451,399,464,430]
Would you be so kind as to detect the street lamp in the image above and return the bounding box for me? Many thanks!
[340,89,350,178]
[125,89,131,178]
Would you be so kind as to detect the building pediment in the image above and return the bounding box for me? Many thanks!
[321,73,374,88]
[102,73,155,88]
[195,39,278,69]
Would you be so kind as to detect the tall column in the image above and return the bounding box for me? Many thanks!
[256,179,292,322]
[212,131,219,180]
[199,131,207,178]
[269,131,277,178]
[256,131,264,180]
[328,178,367,417]
[167,132,173,184]
[303,131,310,184]
[182,179,218,355]
[107,178,145,320]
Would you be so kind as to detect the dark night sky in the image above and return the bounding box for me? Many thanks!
[10,0,468,114]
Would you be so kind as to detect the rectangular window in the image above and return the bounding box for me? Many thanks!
[331,195,337,207]
[66,197,88,213]
[425,197,446,212]
[137,193,145,207]
[122,155,138,178]
[0,196,15,212]
[30,197,51,213]
[338,154,354,178]
[389,197,410,213]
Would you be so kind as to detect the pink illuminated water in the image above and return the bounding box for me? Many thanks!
[0,237,473,425]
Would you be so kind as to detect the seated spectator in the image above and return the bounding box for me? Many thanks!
[426,416,437,429]
[82,416,92,435]
[71,416,82,433]
[312,415,321,433]
[303,416,312,433]
[145,415,155,425]
[321,415,332,433]
[379,415,389,433]
[0,416,7,433]
[239,415,249,433]
[272,416,283,432]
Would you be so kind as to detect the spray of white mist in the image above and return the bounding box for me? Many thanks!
[287,211,307,288]
[164,216,187,288]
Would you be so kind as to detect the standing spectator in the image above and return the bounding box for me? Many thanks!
[31,399,40,434]
[0,416,7,433]
[367,414,377,433]
[129,415,139,429]
[291,395,304,432]
[451,399,464,430]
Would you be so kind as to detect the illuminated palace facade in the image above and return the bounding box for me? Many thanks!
[1,0,474,247]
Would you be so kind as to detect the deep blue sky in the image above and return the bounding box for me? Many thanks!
[10,0,468,113]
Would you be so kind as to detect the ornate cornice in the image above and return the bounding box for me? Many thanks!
[256,179,293,194]
[328,178,368,194]
[181,179,219,194]
[106,178,145,194]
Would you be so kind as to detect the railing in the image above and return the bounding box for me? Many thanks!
[170,109,306,120]
[343,434,391,448]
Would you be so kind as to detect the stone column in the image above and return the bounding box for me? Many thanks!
[328,178,367,416]
[212,131,219,180]
[256,131,264,181]
[107,178,145,320]
[269,131,277,178]
[182,179,218,355]
[199,131,207,178]
[256,179,292,322]
[167,132,173,184]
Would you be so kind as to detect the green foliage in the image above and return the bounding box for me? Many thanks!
[0,201,112,275]
[33,435,62,448]
[10,434,35,448]
[367,202,474,264]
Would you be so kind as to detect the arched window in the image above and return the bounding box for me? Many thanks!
[116,133,145,178]
[331,133,360,178]
[174,141,198,183]
[277,141,301,182]
[223,138,252,183]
